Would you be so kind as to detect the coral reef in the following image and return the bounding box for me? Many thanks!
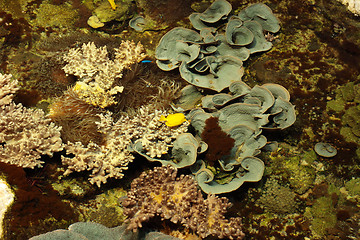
[62,40,146,108]
[185,81,296,194]
[29,222,138,240]
[122,165,245,240]
[1,0,360,239]
[0,74,63,168]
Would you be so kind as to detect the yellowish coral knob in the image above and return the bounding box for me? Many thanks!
[159,113,187,127]
[108,0,116,10]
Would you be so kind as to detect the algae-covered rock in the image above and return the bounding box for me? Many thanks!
[93,0,134,23]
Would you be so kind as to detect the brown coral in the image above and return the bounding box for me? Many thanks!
[48,89,105,145]
[122,165,245,240]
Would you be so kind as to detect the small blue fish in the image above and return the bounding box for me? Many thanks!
[141,60,152,63]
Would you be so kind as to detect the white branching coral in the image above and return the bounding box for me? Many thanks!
[62,105,189,186]
[62,41,146,108]
[0,74,63,168]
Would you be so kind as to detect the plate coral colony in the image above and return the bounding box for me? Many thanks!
[0,0,360,239]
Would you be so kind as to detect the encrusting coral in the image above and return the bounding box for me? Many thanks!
[122,165,245,240]
[62,40,146,108]
[62,105,189,187]
[0,73,63,168]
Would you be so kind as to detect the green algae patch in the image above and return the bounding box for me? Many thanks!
[268,148,317,195]
[304,196,337,238]
[345,178,360,197]
[76,188,128,227]
[33,2,79,28]
[52,178,95,199]
[326,97,346,112]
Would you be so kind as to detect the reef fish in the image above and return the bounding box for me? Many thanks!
[159,113,187,127]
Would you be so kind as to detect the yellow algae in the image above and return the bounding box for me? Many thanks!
[159,113,187,127]
[108,0,117,10]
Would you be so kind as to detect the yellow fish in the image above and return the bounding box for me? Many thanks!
[159,113,187,127]
[108,0,116,10]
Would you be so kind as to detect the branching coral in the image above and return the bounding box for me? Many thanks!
[61,105,188,186]
[62,40,146,108]
[0,73,18,105]
[122,165,245,240]
[0,74,63,168]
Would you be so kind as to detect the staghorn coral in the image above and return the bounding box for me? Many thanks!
[0,74,63,168]
[62,40,146,108]
[62,105,188,186]
[122,165,245,240]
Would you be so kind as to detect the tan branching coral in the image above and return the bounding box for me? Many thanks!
[0,73,63,168]
[0,73,19,105]
[62,105,188,186]
[61,112,135,187]
[127,106,189,158]
[63,41,146,108]
[122,165,245,240]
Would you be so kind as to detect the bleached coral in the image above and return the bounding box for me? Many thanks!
[123,165,245,240]
[61,105,189,186]
[0,74,63,168]
[63,41,146,108]
[0,73,19,106]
